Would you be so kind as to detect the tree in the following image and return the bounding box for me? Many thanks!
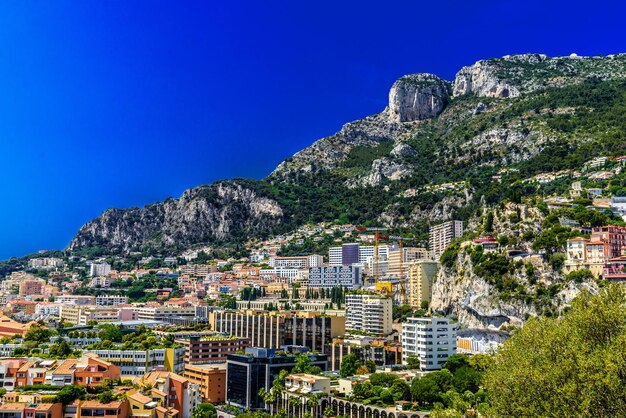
[292,353,321,374]
[484,284,626,417]
[405,355,420,369]
[390,379,411,401]
[97,391,114,404]
[442,354,468,374]
[49,340,72,358]
[57,385,86,405]
[24,325,52,343]
[191,403,217,418]
[364,359,377,373]
[339,353,360,378]
[411,377,441,406]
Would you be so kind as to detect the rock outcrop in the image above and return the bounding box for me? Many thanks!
[386,73,450,122]
[68,182,283,252]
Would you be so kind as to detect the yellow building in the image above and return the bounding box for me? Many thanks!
[407,260,439,309]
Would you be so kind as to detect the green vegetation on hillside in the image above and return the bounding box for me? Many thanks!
[484,284,626,417]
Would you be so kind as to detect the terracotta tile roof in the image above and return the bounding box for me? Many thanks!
[129,392,152,405]
[0,404,26,411]
[52,359,77,375]
[80,400,124,408]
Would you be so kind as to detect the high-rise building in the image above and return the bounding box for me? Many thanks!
[429,221,463,259]
[344,293,393,336]
[401,317,457,371]
[328,247,343,266]
[341,243,360,265]
[209,311,343,354]
[407,260,439,309]
[358,245,390,264]
[386,247,432,278]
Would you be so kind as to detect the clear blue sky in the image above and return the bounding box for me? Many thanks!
[0,0,624,259]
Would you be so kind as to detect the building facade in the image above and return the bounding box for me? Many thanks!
[344,293,392,336]
[407,260,439,308]
[429,221,463,259]
[307,265,362,289]
[401,317,457,371]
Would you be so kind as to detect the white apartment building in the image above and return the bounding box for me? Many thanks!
[95,295,129,306]
[34,302,63,318]
[89,262,111,277]
[55,295,96,305]
[134,305,196,323]
[259,267,303,283]
[28,257,64,270]
[402,317,457,371]
[429,221,463,259]
[358,245,390,265]
[90,276,113,288]
[344,293,392,335]
[328,247,343,265]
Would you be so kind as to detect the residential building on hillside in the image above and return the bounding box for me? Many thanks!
[429,221,463,259]
[344,293,392,336]
[401,317,457,371]
[89,262,111,277]
[18,279,45,296]
[565,225,626,277]
[386,247,432,279]
[28,257,64,270]
[209,311,344,354]
[0,403,63,418]
[209,311,285,348]
[134,305,196,323]
[143,371,200,418]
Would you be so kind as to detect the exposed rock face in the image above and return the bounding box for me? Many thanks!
[430,248,596,330]
[68,182,283,252]
[453,53,626,98]
[453,60,522,98]
[387,73,450,122]
[272,112,412,177]
[390,142,417,158]
[359,157,414,187]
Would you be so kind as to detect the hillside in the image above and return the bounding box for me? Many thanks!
[69,53,626,254]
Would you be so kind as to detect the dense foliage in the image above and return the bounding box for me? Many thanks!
[484,284,626,417]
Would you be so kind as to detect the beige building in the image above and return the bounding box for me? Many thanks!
[429,220,463,259]
[344,293,392,336]
[407,260,439,309]
[386,247,432,278]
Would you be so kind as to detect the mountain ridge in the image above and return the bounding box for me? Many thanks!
[68,52,626,254]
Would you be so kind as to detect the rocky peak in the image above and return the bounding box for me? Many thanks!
[453,60,521,98]
[386,73,450,122]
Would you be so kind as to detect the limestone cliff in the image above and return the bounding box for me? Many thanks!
[68,182,283,252]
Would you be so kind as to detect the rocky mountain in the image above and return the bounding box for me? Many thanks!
[70,53,626,254]
[68,182,283,252]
